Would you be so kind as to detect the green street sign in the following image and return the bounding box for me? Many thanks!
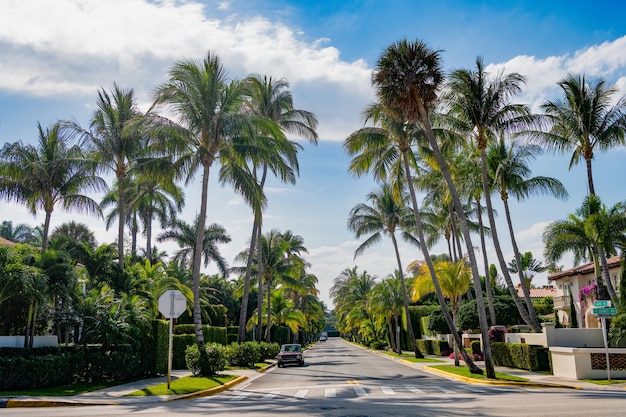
[592,307,617,316]
[593,300,612,307]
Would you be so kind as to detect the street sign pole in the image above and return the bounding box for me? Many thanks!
[600,316,611,381]
[158,290,187,390]
[167,293,175,389]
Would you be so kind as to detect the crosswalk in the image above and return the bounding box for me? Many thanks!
[212,383,523,403]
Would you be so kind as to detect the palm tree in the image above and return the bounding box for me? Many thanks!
[0,122,105,251]
[508,252,546,288]
[544,195,626,302]
[347,182,423,357]
[157,215,231,276]
[531,74,626,196]
[371,275,404,353]
[330,267,377,343]
[411,258,472,365]
[487,137,568,326]
[66,83,146,269]
[234,74,318,343]
[371,39,490,375]
[0,221,41,245]
[151,52,254,347]
[445,56,540,335]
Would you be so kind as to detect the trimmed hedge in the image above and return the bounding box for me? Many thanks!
[416,339,451,356]
[491,342,550,372]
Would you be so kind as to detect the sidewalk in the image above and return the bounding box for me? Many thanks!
[0,367,269,408]
[378,349,626,391]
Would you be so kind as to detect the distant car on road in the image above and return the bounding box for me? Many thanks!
[319,332,328,341]
[277,344,304,367]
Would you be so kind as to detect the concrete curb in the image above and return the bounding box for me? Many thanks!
[4,398,119,408]
[422,366,581,389]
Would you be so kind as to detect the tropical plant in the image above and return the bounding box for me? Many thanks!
[0,122,104,251]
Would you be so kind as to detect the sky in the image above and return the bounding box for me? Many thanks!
[2,0,626,308]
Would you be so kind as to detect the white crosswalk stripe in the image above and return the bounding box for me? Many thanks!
[229,393,250,401]
[353,386,367,396]
[430,385,456,393]
[405,385,424,394]
[381,386,396,395]
[262,391,280,400]
[461,386,487,393]
[294,389,308,398]
[325,388,336,397]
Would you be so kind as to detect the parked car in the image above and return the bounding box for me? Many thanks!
[319,332,328,341]
[277,344,304,367]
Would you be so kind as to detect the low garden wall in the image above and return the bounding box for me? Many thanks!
[550,347,626,379]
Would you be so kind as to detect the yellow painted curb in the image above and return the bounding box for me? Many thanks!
[161,375,249,402]
[423,366,580,389]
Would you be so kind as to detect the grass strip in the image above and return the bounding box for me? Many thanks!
[377,350,445,363]
[127,374,237,396]
[581,378,626,385]
[430,364,529,382]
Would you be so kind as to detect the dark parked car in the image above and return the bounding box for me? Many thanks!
[277,344,304,367]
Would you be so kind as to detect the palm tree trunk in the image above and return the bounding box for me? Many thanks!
[146,215,153,262]
[386,319,396,352]
[238,219,259,342]
[117,174,126,271]
[42,211,52,252]
[266,280,272,342]
[477,197,497,326]
[390,233,423,358]
[478,147,539,332]
[503,197,541,327]
[256,227,263,342]
[192,164,210,348]
[598,248,618,302]
[586,158,596,196]
[415,103,493,377]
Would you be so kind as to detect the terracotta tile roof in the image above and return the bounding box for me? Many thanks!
[0,237,16,246]
[516,284,557,299]
[547,256,622,281]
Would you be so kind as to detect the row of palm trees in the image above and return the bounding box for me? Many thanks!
[339,39,626,378]
[0,51,323,347]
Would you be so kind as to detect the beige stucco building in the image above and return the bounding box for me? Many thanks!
[548,256,622,328]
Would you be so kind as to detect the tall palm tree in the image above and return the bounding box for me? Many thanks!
[371,39,490,375]
[67,83,146,269]
[508,251,547,288]
[330,267,377,342]
[347,182,423,357]
[151,52,254,347]
[487,137,568,325]
[0,221,41,245]
[371,275,404,353]
[531,74,626,196]
[157,215,231,276]
[235,74,318,343]
[445,56,540,334]
[0,122,105,251]
[544,195,626,301]
[411,258,472,365]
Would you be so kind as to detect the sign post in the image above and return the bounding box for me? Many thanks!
[592,300,615,381]
[158,290,187,389]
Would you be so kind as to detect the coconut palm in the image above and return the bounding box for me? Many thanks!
[508,252,547,288]
[347,182,423,357]
[411,258,472,365]
[487,137,568,324]
[445,56,540,335]
[371,39,490,375]
[151,52,255,347]
[156,215,231,276]
[544,195,626,301]
[371,275,404,353]
[234,74,318,343]
[0,122,105,251]
[330,267,377,341]
[531,74,626,196]
[0,221,41,245]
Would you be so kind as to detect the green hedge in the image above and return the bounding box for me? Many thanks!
[491,342,551,372]
[410,305,440,339]
[415,339,451,356]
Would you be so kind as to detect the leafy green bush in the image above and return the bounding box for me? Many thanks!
[426,310,449,334]
[416,339,450,356]
[201,343,228,376]
[259,342,280,361]
[457,297,524,330]
[185,344,202,376]
[369,340,387,350]
[227,342,261,368]
[491,342,550,371]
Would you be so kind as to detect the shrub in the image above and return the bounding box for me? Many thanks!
[201,343,228,376]
[426,310,449,334]
[369,340,387,350]
[259,342,280,361]
[416,339,450,356]
[185,344,202,376]
[491,342,550,372]
[227,342,261,368]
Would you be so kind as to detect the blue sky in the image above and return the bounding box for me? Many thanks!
[1,0,626,306]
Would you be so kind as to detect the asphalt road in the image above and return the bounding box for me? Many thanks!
[4,338,626,416]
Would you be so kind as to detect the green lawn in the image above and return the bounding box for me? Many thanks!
[430,364,529,382]
[581,378,626,385]
[377,350,445,363]
[127,374,238,396]
[0,380,129,396]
